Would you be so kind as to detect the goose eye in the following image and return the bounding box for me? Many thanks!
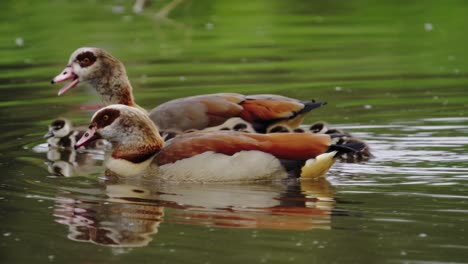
[76,51,97,67]
[103,115,109,121]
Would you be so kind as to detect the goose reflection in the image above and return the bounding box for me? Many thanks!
[54,184,164,247]
[52,177,335,247]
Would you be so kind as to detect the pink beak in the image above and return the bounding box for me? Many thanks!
[51,65,80,96]
[76,126,99,148]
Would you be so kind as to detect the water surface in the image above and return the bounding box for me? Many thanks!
[1,0,468,263]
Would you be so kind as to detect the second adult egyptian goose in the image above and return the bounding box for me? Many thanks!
[76,105,364,182]
[51,47,326,133]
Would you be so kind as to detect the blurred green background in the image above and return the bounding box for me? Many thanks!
[1,0,467,126]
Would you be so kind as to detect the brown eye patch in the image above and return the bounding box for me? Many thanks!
[76,51,97,68]
[93,109,120,128]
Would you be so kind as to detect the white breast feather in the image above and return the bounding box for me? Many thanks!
[156,151,288,182]
[105,156,155,177]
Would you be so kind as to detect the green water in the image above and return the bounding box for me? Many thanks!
[1,0,468,263]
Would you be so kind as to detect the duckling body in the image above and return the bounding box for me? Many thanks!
[266,122,373,162]
[45,118,110,150]
[76,105,364,182]
[51,47,325,133]
[44,119,83,149]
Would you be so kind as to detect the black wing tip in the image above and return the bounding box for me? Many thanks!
[300,100,327,114]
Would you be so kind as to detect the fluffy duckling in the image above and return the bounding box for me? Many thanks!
[307,122,373,161]
[202,117,256,133]
[51,47,326,133]
[266,122,373,162]
[157,117,256,141]
[44,119,82,149]
[44,118,109,150]
[160,117,256,141]
[76,105,364,182]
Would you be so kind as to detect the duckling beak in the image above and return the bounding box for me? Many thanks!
[44,130,54,139]
[51,65,79,96]
[75,126,99,149]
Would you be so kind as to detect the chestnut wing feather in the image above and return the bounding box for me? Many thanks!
[154,131,331,165]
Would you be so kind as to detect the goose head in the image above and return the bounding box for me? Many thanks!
[51,47,133,105]
[76,105,163,155]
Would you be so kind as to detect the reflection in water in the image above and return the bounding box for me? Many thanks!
[52,177,334,247]
[54,186,164,247]
[33,143,104,177]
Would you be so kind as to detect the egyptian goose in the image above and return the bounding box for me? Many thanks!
[51,47,326,133]
[76,105,364,182]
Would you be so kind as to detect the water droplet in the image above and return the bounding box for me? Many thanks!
[112,6,125,14]
[15,37,24,47]
[3,232,11,237]
[179,76,186,81]
[419,233,427,238]
[205,23,214,30]
[335,86,342,91]
[364,104,373,109]
[424,23,433,32]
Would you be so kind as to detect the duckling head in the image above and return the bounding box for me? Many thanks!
[44,119,72,139]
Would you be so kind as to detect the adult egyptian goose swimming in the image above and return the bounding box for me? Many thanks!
[76,105,364,182]
[51,47,326,133]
